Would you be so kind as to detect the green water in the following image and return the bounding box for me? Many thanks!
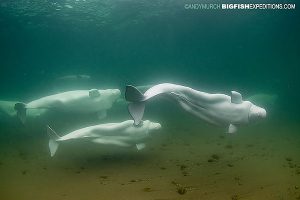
[0,1,299,199]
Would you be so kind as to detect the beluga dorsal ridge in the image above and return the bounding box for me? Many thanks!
[125,83,267,133]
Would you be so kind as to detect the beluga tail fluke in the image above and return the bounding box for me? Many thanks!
[125,86,147,126]
[47,125,61,157]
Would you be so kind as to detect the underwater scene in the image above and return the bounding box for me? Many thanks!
[0,0,299,199]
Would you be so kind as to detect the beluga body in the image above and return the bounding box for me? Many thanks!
[125,83,266,133]
[47,120,162,157]
[15,89,121,123]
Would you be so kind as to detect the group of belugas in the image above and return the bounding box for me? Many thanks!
[6,83,267,157]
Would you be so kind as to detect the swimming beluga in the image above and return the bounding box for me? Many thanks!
[125,83,266,133]
[47,120,161,157]
[14,89,121,124]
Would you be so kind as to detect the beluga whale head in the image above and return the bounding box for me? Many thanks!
[248,104,267,123]
[134,120,162,131]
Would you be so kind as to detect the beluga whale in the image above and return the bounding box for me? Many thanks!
[47,120,162,157]
[14,89,121,124]
[125,83,267,133]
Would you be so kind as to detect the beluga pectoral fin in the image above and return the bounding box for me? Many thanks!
[136,143,146,150]
[228,124,238,134]
[231,91,243,104]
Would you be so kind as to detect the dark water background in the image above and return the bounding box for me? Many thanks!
[0,0,299,119]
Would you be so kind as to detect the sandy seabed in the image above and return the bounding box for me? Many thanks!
[0,117,300,200]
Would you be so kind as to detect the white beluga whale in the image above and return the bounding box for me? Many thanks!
[125,83,267,133]
[47,120,162,157]
[14,89,121,124]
